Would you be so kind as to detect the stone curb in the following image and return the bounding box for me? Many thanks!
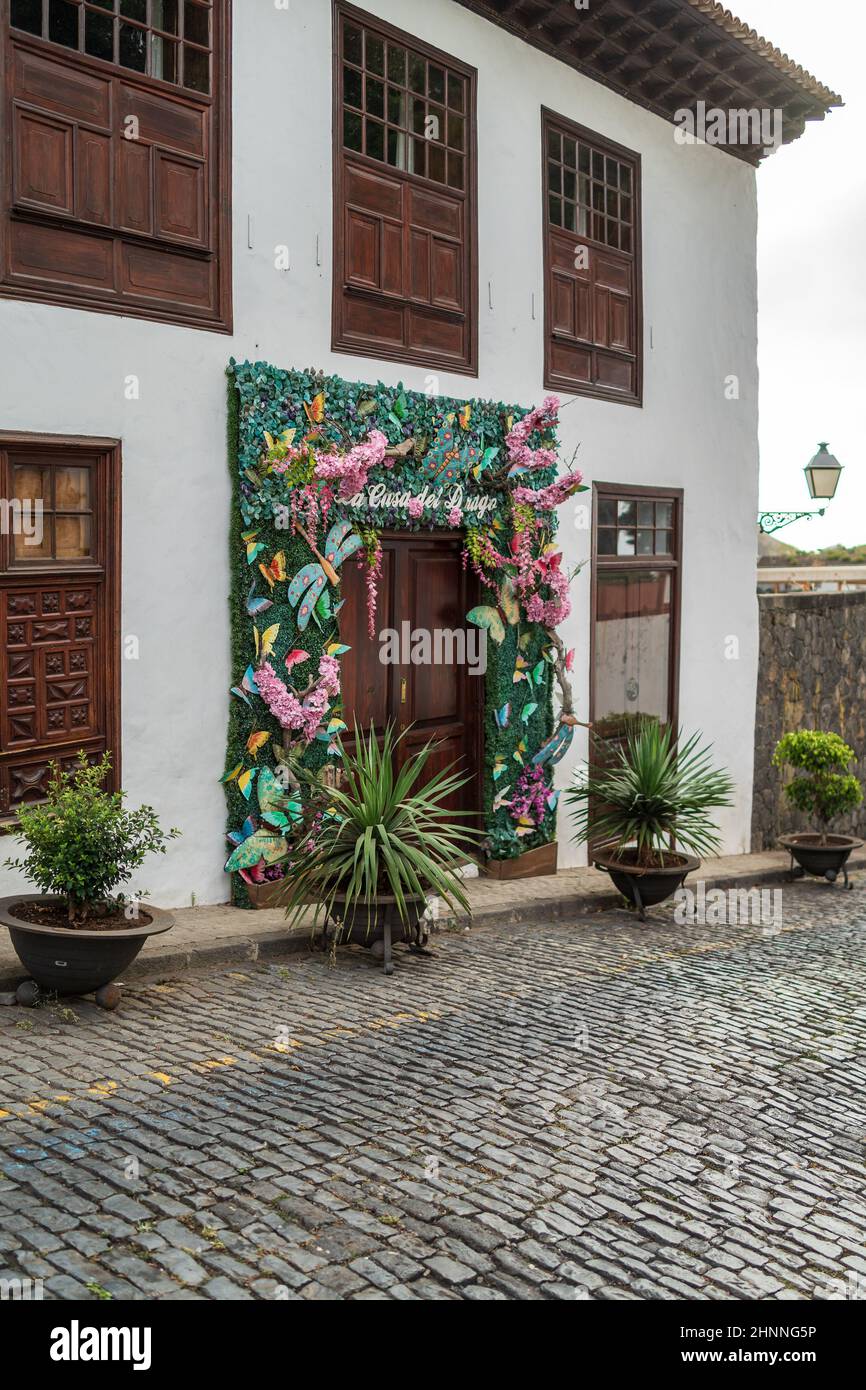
[1,852,863,996]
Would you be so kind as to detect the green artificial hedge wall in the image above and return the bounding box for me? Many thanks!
[225,360,560,904]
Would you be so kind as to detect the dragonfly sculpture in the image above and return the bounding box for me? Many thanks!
[288,520,363,632]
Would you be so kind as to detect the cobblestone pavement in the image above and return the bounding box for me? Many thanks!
[1,881,866,1301]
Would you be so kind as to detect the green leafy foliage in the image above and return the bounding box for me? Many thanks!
[772,731,863,830]
[226,361,558,894]
[566,722,734,867]
[279,725,481,933]
[4,753,181,924]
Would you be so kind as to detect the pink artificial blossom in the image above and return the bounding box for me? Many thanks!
[446,505,463,527]
[407,496,424,519]
[512,471,584,512]
[255,653,341,745]
[314,429,388,499]
[505,396,561,474]
[510,765,551,827]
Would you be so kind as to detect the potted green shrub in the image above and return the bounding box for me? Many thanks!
[280,725,480,973]
[566,722,734,920]
[1,753,180,1009]
[773,731,863,886]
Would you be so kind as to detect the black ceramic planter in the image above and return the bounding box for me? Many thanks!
[326,894,428,975]
[0,895,174,1006]
[779,834,862,888]
[593,852,701,921]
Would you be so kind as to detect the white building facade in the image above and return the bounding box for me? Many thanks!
[0,0,839,905]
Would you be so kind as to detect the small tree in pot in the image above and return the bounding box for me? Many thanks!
[1,753,180,1007]
[566,722,734,920]
[773,731,863,886]
[280,724,480,973]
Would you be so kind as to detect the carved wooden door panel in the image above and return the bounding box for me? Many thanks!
[339,533,482,820]
[0,435,121,819]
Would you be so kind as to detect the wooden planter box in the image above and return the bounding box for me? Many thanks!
[484,841,558,881]
[244,878,288,910]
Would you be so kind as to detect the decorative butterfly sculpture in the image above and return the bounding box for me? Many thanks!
[419,415,481,488]
[492,755,507,781]
[467,577,520,647]
[284,649,309,675]
[259,552,287,591]
[246,730,271,760]
[243,530,266,565]
[246,581,273,618]
[253,623,280,663]
[288,521,363,632]
[224,769,303,878]
[513,739,528,765]
[492,785,512,813]
[313,590,346,631]
[230,665,259,708]
[223,765,258,801]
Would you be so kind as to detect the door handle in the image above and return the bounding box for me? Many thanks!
[401,678,407,706]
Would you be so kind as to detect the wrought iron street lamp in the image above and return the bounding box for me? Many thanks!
[758,442,843,535]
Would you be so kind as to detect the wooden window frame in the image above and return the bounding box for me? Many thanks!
[0,0,233,332]
[542,109,643,407]
[589,482,683,739]
[331,0,478,376]
[0,430,121,828]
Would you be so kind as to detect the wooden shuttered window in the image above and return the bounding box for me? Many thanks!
[333,3,477,375]
[543,110,642,406]
[0,434,121,821]
[1,1,231,331]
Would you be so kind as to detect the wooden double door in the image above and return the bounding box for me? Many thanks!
[339,533,482,819]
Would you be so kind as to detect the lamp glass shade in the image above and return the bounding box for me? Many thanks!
[804,443,842,501]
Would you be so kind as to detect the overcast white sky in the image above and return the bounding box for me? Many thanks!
[725,0,864,550]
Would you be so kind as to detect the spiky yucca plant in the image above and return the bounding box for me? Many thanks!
[280,724,480,933]
[567,722,734,868]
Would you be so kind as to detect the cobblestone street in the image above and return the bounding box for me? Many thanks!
[2,882,865,1302]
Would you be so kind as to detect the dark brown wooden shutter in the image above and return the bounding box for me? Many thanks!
[1,4,231,331]
[333,5,476,375]
[543,111,642,405]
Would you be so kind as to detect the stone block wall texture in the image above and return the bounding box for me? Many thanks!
[752,590,866,850]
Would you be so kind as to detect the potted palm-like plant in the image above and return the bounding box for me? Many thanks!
[1,753,180,1008]
[280,724,480,974]
[773,731,863,887]
[566,722,734,920]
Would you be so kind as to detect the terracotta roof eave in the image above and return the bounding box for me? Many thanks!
[685,0,843,109]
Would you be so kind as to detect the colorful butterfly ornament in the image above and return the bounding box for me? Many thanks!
[419,414,481,488]
[230,665,259,708]
[224,820,288,876]
[223,766,258,801]
[492,755,507,781]
[288,521,363,632]
[246,581,273,618]
[513,739,528,766]
[492,785,513,813]
[253,623,280,663]
[259,552,287,591]
[257,768,303,831]
[467,578,520,646]
[243,530,266,565]
[495,703,511,730]
[224,769,303,879]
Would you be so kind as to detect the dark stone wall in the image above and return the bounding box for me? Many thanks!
[752,590,866,850]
